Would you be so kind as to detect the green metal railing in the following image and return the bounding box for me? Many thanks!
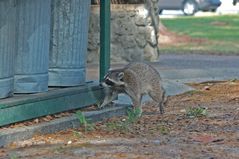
[100,0,111,81]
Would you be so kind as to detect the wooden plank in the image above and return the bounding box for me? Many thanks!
[0,83,103,126]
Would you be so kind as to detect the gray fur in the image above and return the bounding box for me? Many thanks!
[99,62,166,115]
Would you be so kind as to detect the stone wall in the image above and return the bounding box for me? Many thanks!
[87,4,159,63]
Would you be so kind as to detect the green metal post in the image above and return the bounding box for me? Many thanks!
[100,0,111,82]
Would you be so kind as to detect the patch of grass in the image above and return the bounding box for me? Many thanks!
[74,108,142,134]
[162,15,239,41]
[156,124,170,135]
[229,78,237,83]
[105,120,129,132]
[127,107,142,123]
[184,90,202,96]
[105,107,142,132]
[75,111,95,132]
[9,154,18,159]
[161,15,239,54]
[186,107,208,118]
[72,130,85,138]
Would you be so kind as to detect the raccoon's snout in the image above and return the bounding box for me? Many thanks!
[105,78,115,86]
[100,81,109,87]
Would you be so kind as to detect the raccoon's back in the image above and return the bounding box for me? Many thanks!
[126,62,161,81]
[125,62,162,92]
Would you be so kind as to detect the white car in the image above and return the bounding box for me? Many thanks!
[159,0,222,15]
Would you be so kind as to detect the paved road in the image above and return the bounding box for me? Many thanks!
[155,54,239,95]
[157,54,239,81]
[87,54,239,96]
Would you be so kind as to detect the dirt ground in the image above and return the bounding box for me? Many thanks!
[1,81,239,159]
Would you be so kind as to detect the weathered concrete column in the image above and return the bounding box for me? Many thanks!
[0,0,16,98]
[14,0,51,93]
[49,0,91,86]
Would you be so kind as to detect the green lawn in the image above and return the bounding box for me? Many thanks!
[160,15,239,54]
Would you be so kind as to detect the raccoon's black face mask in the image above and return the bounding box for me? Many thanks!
[102,70,125,87]
[105,78,116,86]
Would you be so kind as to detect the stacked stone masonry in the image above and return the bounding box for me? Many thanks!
[87,4,159,63]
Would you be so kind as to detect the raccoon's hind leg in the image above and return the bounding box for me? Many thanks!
[149,90,165,114]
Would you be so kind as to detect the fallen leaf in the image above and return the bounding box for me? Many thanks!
[192,135,223,144]
[0,149,6,157]
[180,109,186,113]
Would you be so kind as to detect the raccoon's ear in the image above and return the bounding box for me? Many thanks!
[118,72,124,80]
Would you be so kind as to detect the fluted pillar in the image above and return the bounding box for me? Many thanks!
[49,0,91,86]
[0,0,16,98]
[14,0,51,93]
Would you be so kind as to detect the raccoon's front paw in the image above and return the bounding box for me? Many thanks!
[97,101,114,109]
[96,101,104,109]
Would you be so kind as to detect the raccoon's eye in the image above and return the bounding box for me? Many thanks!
[118,72,124,80]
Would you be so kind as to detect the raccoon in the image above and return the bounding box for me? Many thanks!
[99,62,166,115]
